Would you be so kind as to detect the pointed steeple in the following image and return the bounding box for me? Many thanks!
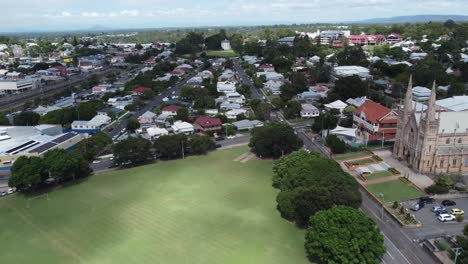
[426,80,437,121]
[403,75,413,116]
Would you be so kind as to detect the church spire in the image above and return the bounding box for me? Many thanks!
[403,75,413,115]
[426,80,437,121]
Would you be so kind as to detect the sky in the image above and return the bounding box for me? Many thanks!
[2,0,468,32]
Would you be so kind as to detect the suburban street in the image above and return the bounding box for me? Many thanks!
[233,59,263,100]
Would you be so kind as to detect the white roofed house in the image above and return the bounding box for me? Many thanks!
[71,114,111,134]
[171,121,194,135]
[138,111,157,125]
[332,66,371,81]
[324,100,348,115]
[219,69,235,81]
[256,71,285,81]
[225,92,245,104]
[217,81,237,94]
[409,52,428,61]
[225,109,248,120]
[412,86,431,102]
[232,120,263,130]
[264,80,284,95]
[300,104,320,118]
[138,126,169,140]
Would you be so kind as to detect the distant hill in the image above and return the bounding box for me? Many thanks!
[354,15,468,24]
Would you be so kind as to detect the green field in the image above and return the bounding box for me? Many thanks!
[366,171,393,181]
[205,50,238,58]
[0,147,308,264]
[366,180,425,202]
[334,151,370,161]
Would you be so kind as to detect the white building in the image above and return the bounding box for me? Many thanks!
[146,127,169,140]
[138,111,157,124]
[217,81,237,93]
[264,80,284,95]
[332,66,371,80]
[412,86,431,102]
[71,115,111,132]
[225,109,247,119]
[300,104,320,118]
[171,121,194,135]
[324,100,348,115]
[221,39,231,50]
[0,78,40,95]
[225,92,246,104]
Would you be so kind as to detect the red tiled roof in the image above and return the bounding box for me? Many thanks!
[162,105,181,112]
[195,116,222,128]
[258,64,274,69]
[133,86,151,94]
[354,100,392,123]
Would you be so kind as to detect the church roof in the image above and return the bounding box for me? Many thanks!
[354,100,393,123]
[415,111,468,133]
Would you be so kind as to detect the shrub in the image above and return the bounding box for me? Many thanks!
[425,176,452,194]
[457,215,464,222]
[392,201,399,209]
[326,135,346,154]
[388,168,401,175]
[373,155,383,161]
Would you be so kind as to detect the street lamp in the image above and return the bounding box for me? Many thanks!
[453,247,463,264]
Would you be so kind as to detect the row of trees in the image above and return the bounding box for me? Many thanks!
[272,150,385,263]
[112,134,215,166]
[9,149,91,192]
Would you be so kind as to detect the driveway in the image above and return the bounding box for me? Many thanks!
[374,150,434,189]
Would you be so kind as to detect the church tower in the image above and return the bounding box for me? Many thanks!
[394,76,413,159]
[416,81,440,173]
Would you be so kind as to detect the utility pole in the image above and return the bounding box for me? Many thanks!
[453,247,462,264]
[181,141,185,159]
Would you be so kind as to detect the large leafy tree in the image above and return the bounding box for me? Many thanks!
[273,151,361,227]
[126,118,140,133]
[75,132,112,161]
[249,122,302,158]
[188,135,214,155]
[43,149,90,182]
[0,112,10,125]
[8,156,47,191]
[311,112,338,133]
[333,75,367,101]
[305,206,385,264]
[13,111,40,126]
[337,46,369,67]
[113,137,152,166]
[154,134,188,159]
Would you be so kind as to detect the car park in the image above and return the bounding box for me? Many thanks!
[420,196,435,204]
[438,214,456,222]
[410,202,424,211]
[442,200,456,206]
[451,208,464,215]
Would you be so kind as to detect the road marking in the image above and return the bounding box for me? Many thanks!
[387,251,395,260]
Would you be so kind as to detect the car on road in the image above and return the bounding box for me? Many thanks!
[163,97,169,102]
[431,206,447,213]
[92,160,101,164]
[442,200,456,206]
[451,208,465,215]
[419,196,435,204]
[438,214,456,222]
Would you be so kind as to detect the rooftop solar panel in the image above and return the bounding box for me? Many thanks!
[28,142,57,154]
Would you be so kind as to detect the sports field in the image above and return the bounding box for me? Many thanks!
[205,50,238,58]
[0,147,308,264]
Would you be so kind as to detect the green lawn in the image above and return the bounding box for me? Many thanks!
[366,180,425,202]
[334,151,370,161]
[366,171,393,181]
[205,50,238,58]
[349,158,375,166]
[0,147,308,264]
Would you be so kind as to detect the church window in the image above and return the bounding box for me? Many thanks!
[453,159,457,166]
[458,138,462,144]
[440,160,445,168]
[446,138,450,144]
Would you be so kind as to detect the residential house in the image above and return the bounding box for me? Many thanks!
[346,96,367,107]
[220,102,241,111]
[92,84,113,94]
[219,69,235,81]
[145,127,169,140]
[257,64,275,72]
[195,116,222,132]
[277,36,295,47]
[386,33,402,44]
[256,71,284,81]
[324,100,348,115]
[133,86,151,95]
[298,91,323,102]
[225,109,247,119]
[409,52,428,61]
[300,104,320,118]
[264,80,284,95]
[348,34,386,46]
[217,81,237,93]
[71,114,111,133]
[138,111,157,124]
[32,105,60,116]
[161,105,181,116]
[353,100,398,142]
[332,66,371,80]
[232,120,263,130]
[225,92,246,104]
[171,121,194,135]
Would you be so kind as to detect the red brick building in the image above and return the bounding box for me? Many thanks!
[353,100,398,142]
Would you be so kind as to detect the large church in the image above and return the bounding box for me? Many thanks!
[393,76,468,174]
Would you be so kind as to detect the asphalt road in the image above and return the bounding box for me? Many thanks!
[233,60,262,100]
[360,189,437,264]
[106,71,197,138]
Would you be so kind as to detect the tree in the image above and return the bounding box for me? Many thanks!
[13,111,40,126]
[154,134,187,159]
[75,132,112,161]
[455,225,468,264]
[188,135,214,155]
[113,137,152,165]
[326,134,346,154]
[280,83,298,101]
[44,149,90,183]
[305,206,385,264]
[283,100,302,119]
[176,108,189,121]
[291,72,309,93]
[0,112,10,125]
[252,102,271,121]
[126,118,140,132]
[312,112,338,133]
[8,156,47,191]
[333,75,367,100]
[337,46,369,67]
[273,151,361,226]
[249,122,302,158]
[271,97,285,110]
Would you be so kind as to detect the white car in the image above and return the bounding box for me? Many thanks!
[438,214,456,222]
[7,188,14,194]
[227,135,236,139]
[162,97,169,102]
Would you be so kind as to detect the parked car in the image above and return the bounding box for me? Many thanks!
[411,202,424,211]
[7,188,14,194]
[442,200,456,206]
[420,196,435,204]
[0,191,6,197]
[438,214,456,222]
[431,206,447,213]
[451,208,465,215]
[436,210,449,216]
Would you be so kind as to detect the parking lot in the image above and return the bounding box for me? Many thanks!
[402,198,468,239]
